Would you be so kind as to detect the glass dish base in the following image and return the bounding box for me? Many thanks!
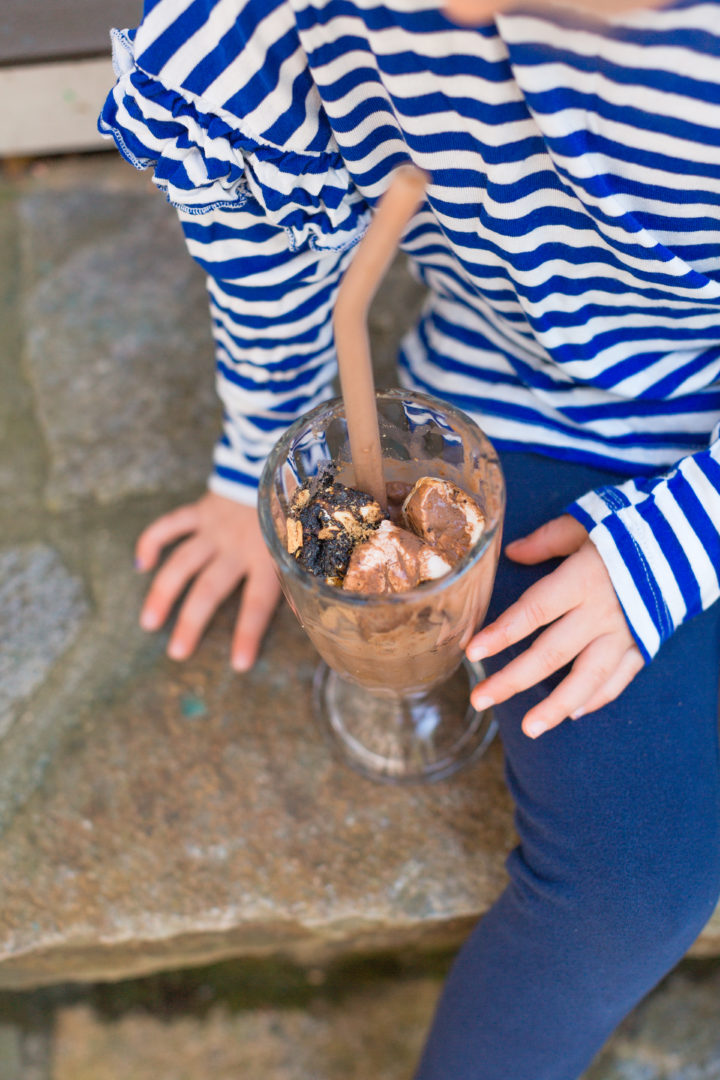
[313,657,497,784]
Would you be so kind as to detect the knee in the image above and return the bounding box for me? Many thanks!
[510,820,720,974]
[654,835,720,953]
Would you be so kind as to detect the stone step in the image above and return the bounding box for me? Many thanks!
[53,970,439,1080]
[43,957,720,1080]
[0,156,718,996]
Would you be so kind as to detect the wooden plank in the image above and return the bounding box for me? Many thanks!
[0,58,121,156]
[0,0,142,66]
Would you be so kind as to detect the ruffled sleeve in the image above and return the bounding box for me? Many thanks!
[98,27,370,253]
[99,19,371,504]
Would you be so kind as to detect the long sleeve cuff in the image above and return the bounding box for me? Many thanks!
[567,439,720,662]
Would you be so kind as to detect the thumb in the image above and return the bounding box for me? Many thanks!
[505,514,588,564]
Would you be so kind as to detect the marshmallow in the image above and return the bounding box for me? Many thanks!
[343,520,452,594]
[402,477,485,563]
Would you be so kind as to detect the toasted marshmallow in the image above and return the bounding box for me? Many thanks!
[343,520,452,595]
[402,477,484,563]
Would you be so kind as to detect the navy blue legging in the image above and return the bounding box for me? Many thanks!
[415,451,720,1080]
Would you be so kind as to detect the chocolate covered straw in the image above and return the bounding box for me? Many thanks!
[334,165,428,510]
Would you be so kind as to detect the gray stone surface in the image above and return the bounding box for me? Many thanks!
[0,544,87,740]
[19,1028,54,1080]
[0,177,46,516]
[0,1022,23,1080]
[587,962,720,1080]
[0,1016,53,1080]
[20,170,219,509]
[0,508,168,840]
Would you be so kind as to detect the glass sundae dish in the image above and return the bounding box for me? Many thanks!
[258,388,505,782]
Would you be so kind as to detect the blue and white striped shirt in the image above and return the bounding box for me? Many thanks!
[99,0,720,662]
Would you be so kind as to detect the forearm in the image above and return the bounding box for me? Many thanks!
[203,244,354,505]
[181,216,362,503]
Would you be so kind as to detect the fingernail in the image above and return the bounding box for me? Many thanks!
[167,641,187,661]
[140,611,159,631]
[467,642,488,662]
[571,707,585,720]
[134,557,145,571]
[525,718,546,739]
[232,653,251,673]
[472,694,494,713]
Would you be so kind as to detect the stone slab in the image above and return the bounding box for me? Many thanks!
[0,509,163,844]
[0,544,88,741]
[0,582,515,988]
[2,544,714,993]
[0,1013,52,1080]
[369,259,426,389]
[1,151,718,998]
[19,171,219,509]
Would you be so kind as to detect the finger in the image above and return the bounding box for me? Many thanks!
[135,505,201,571]
[231,571,282,672]
[467,560,582,662]
[470,607,590,712]
[521,634,629,738]
[505,515,587,565]
[139,536,214,632]
[167,557,245,660]
[570,647,644,719]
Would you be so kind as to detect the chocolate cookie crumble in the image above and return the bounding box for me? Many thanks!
[287,469,384,584]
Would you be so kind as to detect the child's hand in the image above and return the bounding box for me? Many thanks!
[135,492,281,671]
[466,515,644,738]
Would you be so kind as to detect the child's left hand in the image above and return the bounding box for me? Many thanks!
[466,515,644,738]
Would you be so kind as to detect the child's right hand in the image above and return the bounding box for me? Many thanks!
[135,491,281,671]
